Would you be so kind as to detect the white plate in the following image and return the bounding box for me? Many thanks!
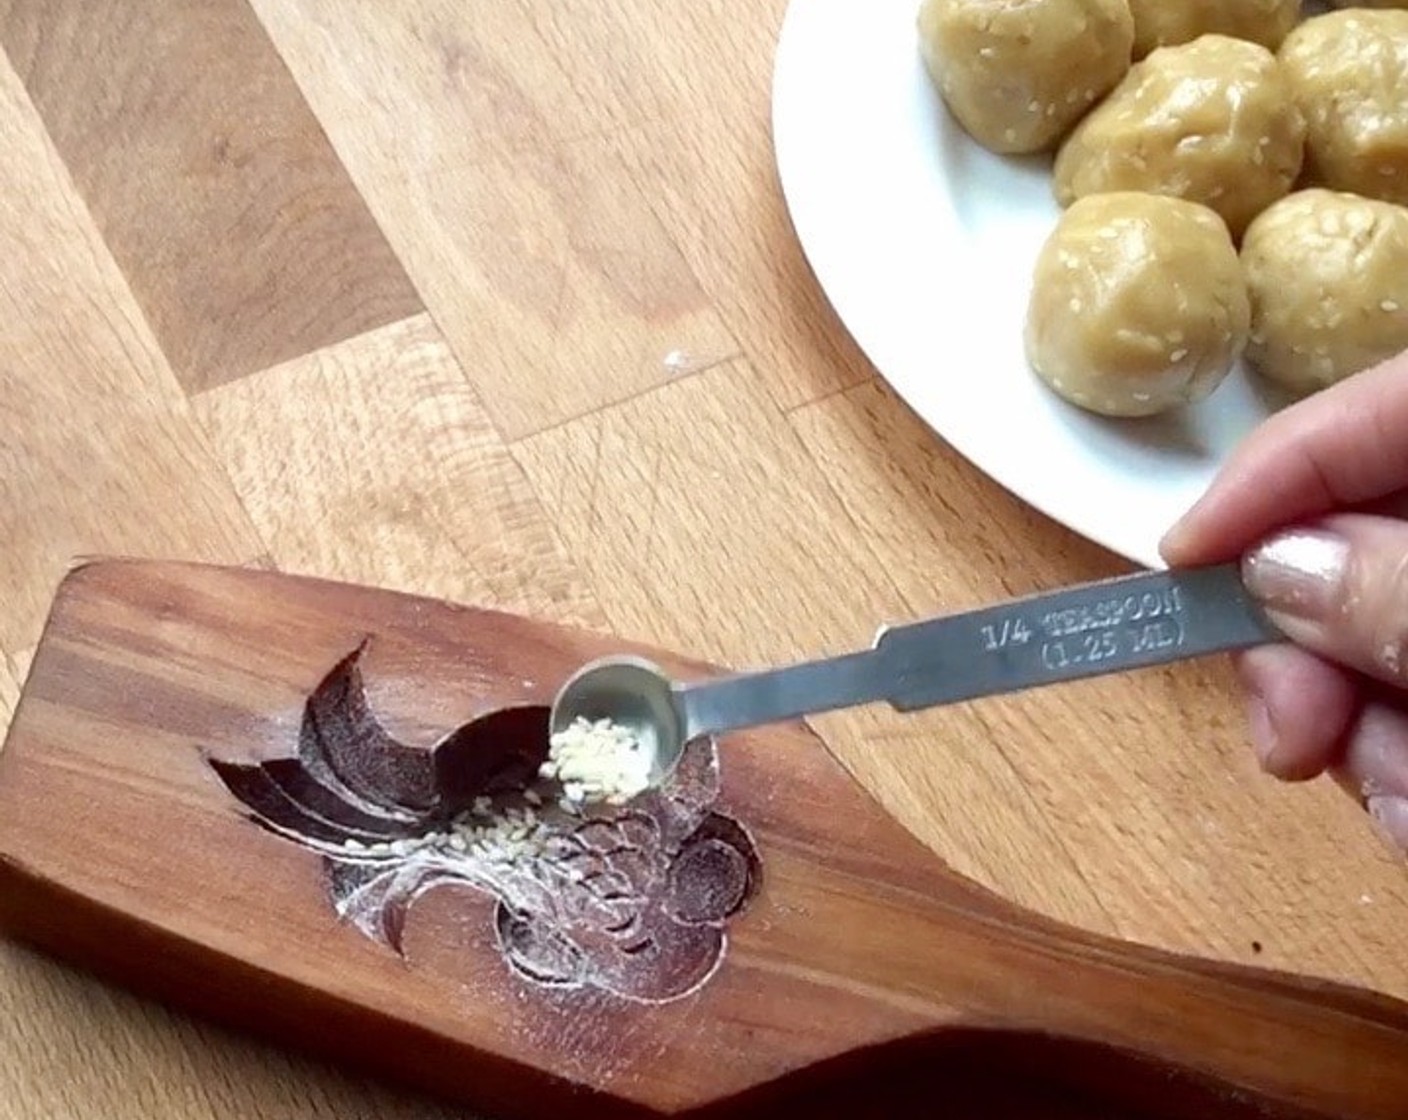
[770,0,1279,570]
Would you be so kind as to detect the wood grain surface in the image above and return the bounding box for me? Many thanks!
[0,0,424,392]
[0,2,1404,1117]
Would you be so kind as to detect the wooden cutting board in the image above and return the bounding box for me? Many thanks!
[1,558,1406,1119]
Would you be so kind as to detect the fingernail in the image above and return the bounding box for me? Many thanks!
[1242,529,1349,621]
[1158,521,1188,559]
[1246,693,1278,770]
[1158,505,1203,562]
[1366,796,1408,857]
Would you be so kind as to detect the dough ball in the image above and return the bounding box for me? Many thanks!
[1240,189,1408,395]
[1053,34,1305,239]
[916,0,1134,155]
[1279,9,1408,206]
[1025,192,1250,417]
[1127,0,1301,58]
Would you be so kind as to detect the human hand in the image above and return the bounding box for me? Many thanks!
[1160,349,1408,856]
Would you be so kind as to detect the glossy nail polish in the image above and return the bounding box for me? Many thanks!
[1367,796,1408,858]
[1241,529,1349,620]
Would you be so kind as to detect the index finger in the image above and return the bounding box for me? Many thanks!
[1160,350,1408,566]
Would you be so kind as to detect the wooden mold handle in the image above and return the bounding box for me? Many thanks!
[738,811,1408,1120]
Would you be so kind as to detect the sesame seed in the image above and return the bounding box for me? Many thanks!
[1170,348,1188,362]
[1382,300,1401,312]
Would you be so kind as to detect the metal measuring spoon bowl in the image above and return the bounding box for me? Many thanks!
[548,655,688,790]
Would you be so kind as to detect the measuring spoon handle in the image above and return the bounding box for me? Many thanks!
[874,561,1281,712]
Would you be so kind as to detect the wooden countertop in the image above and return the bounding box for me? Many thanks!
[0,2,1404,1117]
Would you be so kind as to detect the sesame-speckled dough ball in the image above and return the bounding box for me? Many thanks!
[917,0,1134,155]
[1279,9,1408,207]
[1053,35,1305,239]
[1240,189,1408,395]
[1025,193,1250,417]
[1127,0,1301,58]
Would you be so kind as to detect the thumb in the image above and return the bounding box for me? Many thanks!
[1242,513,1408,688]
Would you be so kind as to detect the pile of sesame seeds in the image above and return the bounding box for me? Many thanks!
[539,715,654,808]
[334,716,653,866]
[339,797,549,865]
